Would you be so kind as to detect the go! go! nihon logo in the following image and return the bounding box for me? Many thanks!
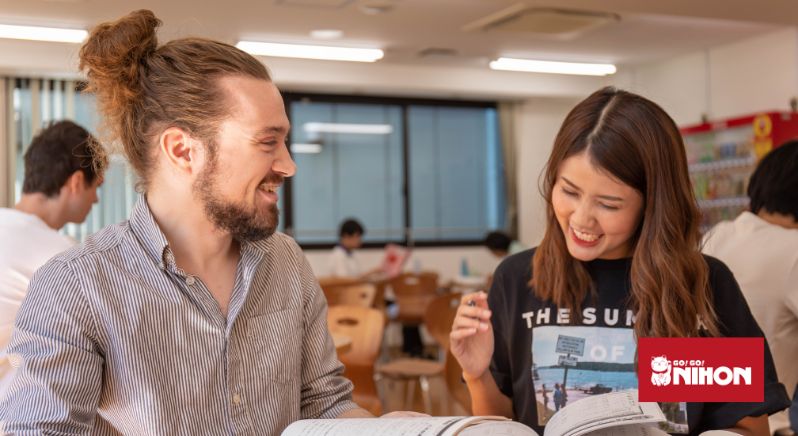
[637,337,763,402]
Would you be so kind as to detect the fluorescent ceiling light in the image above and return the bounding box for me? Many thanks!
[0,24,87,43]
[303,122,393,135]
[489,57,616,76]
[236,41,383,62]
[291,143,323,154]
[310,29,343,40]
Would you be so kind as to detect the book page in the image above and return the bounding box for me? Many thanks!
[458,420,540,436]
[543,391,665,436]
[281,416,520,436]
[586,424,669,436]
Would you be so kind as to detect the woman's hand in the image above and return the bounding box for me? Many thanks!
[449,291,494,381]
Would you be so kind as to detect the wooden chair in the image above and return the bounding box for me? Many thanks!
[327,305,386,415]
[319,277,377,308]
[389,271,439,324]
[423,292,472,414]
[376,291,462,413]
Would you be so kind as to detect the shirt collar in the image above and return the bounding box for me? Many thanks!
[129,195,173,271]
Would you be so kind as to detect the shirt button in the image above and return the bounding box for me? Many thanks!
[232,393,241,405]
[185,276,196,286]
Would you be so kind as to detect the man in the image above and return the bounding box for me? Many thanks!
[328,218,367,278]
[481,231,525,290]
[328,218,383,279]
[0,120,105,399]
[0,10,376,434]
[484,230,525,259]
[703,140,798,433]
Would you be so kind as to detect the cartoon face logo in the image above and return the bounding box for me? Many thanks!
[650,355,672,386]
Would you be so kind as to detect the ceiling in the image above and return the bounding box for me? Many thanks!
[0,0,793,71]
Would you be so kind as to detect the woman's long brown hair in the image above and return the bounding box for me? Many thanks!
[532,87,719,338]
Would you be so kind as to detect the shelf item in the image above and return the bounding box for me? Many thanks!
[681,112,798,232]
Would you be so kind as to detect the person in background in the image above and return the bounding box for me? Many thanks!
[450,87,789,435]
[483,231,526,289]
[327,219,424,356]
[703,140,798,433]
[0,10,376,434]
[553,383,563,412]
[328,218,380,279]
[484,230,526,259]
[0,120,106,400]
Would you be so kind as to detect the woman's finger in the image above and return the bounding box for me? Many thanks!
[456,305,492,320]
[450,327,478,340]
[452,315,482,330]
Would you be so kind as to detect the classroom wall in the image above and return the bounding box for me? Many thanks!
[615,27,798,126]
[514,96,582,247]
[304,245,502,284]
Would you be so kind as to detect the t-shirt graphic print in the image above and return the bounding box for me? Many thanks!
[532,325,637,426]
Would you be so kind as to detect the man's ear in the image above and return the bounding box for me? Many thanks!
[64,170,86,195]
[159,127,199,175]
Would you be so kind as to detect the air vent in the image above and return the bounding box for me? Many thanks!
[463,4,619,40]
[276,0,353,8]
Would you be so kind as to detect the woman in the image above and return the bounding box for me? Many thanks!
[450,87,789,435]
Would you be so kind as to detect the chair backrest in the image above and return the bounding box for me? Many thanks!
[390,271,439,295]
[318,277,378,308]
[327,305,385,367]
[421,292,472,413]
[326,283,377,308]
[390,271,439,323]
[327,305,385,414]
[318,276,361,292]
[423,292,462,350]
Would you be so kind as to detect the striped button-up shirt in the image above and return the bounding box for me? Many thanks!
[0,197,357,435]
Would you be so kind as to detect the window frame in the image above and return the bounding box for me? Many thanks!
[281,91,504,250]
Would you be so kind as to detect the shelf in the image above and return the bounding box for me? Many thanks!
[697,197,749,209]
[688,156,756,173]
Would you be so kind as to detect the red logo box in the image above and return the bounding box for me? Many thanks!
[638,337,763,402]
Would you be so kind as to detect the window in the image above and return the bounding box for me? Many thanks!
[407,105,505,242]
[7,81,508,247]
[285,93,506,246]
[10,79,137,242]
[287,100,404,244]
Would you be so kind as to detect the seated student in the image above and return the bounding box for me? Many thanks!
[450,87,789,435]
[484,230,526,259]
[482,231,526,289]
[328,218,381,279]
[328,220,425,356]
[703,140,798,433]
[0,120,106,400]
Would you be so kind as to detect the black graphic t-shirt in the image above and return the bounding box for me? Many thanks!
[488,248,789,436]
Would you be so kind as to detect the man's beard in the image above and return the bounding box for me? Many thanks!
[193,155,280,242]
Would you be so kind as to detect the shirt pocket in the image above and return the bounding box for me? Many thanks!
[246,309,302,383]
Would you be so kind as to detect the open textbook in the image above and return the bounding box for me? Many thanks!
[282,391,676,436]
